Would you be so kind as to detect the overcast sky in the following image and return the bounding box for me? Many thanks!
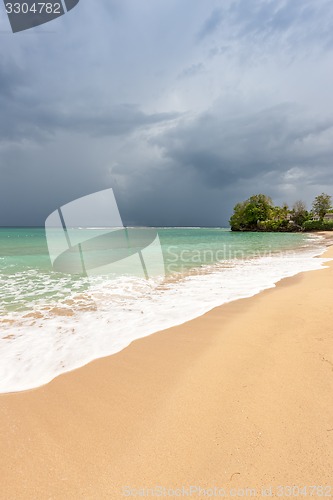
[1,0,333,226]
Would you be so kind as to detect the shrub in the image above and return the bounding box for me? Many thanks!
[257,219,295,232]
[229,194,274,231]
[302,220,333,231]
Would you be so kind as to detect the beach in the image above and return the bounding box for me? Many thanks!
[1,243,333,499]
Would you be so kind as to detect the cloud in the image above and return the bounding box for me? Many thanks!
[1,0,333,226]
[149,102,333,199]
[0,99,179,144]
[199,0,333,64]
[196,8,223,42]
[0,55,180,144]
[178,63,205,79]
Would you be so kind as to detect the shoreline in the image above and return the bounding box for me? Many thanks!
[1,232,330,395]
[1,241,333,497]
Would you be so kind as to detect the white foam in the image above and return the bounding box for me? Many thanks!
[0,245,331,393]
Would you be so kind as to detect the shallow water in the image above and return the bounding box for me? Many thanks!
[0,227,329,393]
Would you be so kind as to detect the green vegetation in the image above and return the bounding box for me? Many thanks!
[229,194,273,231]
[230,192,333,232]
[291,200,308,226]
[312,193,332,220]
[302,220,333,231]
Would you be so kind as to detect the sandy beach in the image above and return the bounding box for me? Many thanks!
[1,244,333,499]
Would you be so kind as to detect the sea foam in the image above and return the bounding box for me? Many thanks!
[0,243,330,393]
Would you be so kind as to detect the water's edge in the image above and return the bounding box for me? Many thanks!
[1,239,332,394]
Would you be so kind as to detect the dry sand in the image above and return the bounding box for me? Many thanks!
[1,244,333,499]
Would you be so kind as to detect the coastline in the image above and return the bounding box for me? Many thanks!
[1,242,333,498]
[1,230,329,394]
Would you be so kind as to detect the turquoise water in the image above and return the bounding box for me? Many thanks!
[159,227,314,268]
[0,226,316,304]
[0,226,317,312]
[0,227,329,393]
[0,228,89,312]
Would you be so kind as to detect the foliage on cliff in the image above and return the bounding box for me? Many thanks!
[229,193,332,232]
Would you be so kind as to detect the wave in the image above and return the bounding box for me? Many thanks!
[0,243,330,393]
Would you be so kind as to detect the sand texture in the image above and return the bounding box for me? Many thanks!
[1,246,333,499]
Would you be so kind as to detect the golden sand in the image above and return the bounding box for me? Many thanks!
[1,245,333,499]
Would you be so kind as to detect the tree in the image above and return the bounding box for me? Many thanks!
[229,201,247,230]
[282,202,289,214]
[291,200,308,226]
[312,193,332,220]
[229,194,273,230]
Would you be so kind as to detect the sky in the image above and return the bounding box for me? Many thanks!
[1,0,333,226]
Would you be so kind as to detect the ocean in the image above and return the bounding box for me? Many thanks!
[0,227,330,393]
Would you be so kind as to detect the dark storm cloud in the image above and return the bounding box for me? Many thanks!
[151,103,333,190]
[1,102,179,143]
[0,49,179,144]
[60,105,180,138]
[0,71,179,144]
[1,0,333,226]
[106,100,333,227]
